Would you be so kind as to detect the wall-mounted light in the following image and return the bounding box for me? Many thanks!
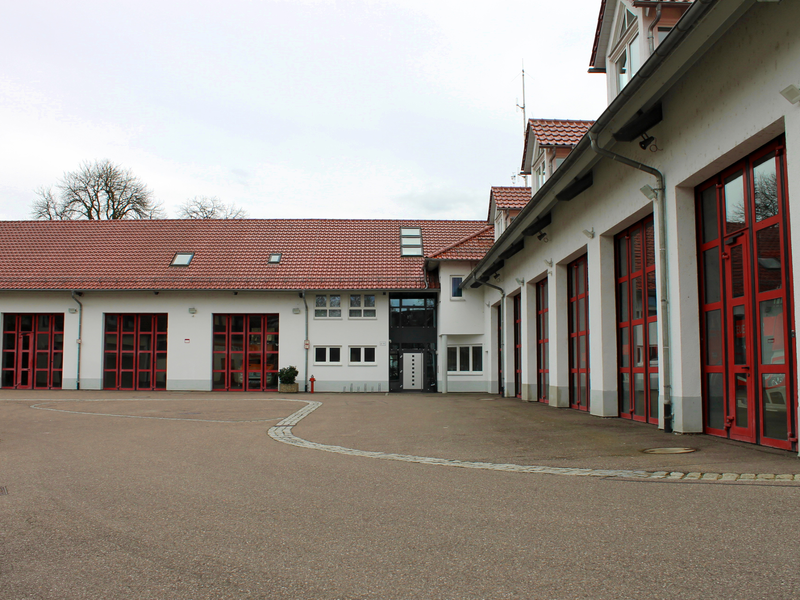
[515,278,524,286]
[292,307,301,314]
[639,133,656,151]
[188,307,197,314]
[582,228,595,239]
[68,308,78,314]
[543,259,553,268]
[640,184,658,200]
[537,230,548,243]
[780,84,800,105]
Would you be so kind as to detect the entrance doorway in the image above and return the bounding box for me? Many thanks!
[212,314,279,391]
[513,294,522,398]
[568,255,590,411]
[103,314,167,390]
[697,137,796,449]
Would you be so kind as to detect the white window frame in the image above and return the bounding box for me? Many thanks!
[348,346,377,366]
[314,346,342,365]
[400,227,423,256]
[451,276,464,300]
[348,294,377,319]
[314,294,342,319]
[446,345,483,374]
[609,3,640,94]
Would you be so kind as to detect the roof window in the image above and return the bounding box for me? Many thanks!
[170,252,194,266]
[268,253,282,264]
[400,227,423,256]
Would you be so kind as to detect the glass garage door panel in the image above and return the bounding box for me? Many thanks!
[212,314,279,392]
[2,313,64,389]
[103,314,167,390]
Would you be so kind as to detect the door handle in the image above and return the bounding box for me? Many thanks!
[741,366,750,371]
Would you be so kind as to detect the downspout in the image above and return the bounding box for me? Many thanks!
[482,281,506,397]
[302,291,309,392]
[70,291,83,390]
[589,131,673,433]
[647,2,663,54]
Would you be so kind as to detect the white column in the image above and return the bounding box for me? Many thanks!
[587,234,619,417]
[439,333,448,394]
[549,262,570,407]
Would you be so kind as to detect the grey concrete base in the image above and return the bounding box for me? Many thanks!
[590,389,618,417]
[314,381,388,393]
[67,378,102,390]
[549,385,569,408]
[167,380,211,391]
[671,394,703,433]
[446,380,489,393]
[521,383,536,402]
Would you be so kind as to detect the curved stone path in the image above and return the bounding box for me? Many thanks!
[268,399,800,484]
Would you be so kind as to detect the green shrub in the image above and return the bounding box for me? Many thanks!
[278,366,299,384]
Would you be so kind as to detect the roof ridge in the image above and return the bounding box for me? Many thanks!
[427,224,494,259]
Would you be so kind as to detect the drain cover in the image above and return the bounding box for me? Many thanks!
[642,447,697,454]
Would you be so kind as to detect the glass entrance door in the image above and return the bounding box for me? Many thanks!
[697,137,795,449]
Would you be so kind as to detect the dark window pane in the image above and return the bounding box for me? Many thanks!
[53,334,63,351]
[230,353,243,371]
[633,325,644,367]
[3,314,16,331]
[350,347,361,363]
[105,314,118,331]
[472,346,482,372]
[617,236,628,277]
[3,333,15,351]
[731,245,745,298]
[36,353,48,369]
[618,281,629,323]
[139,334,151,351]
[231,316,245,332]
[648,321,659,367]
[37,333,49,350]
[620,372,630,413]
[706,310,723,366]
[122,334,135,351]
[156,315,167,332]
[452,277,463,298]
[105,334,117,352]
[267,316,279,333]
[632,277,643,320]
[120,371,134,389]
[724,171,746,234]
[52,371,62,388]
[647,272,657,318]
[213,315,227,332]
[733,305,747,365]
[53,314,64,332]
[447,347,457,371]
[364,347,376,363]
[760,299,785,365]
[762,373,788,440]
[139,315,152,332]
[37,315,50,332]
[213,372,226,390]
[620,327,629,368]
[703,248,721,304]
[757,225,782,292]
[645,221,655,267]
[753,153,778,222]
[249,316,262,333]
[231,335,244,352]
[52,353,63,369]
[632,228,642,272]
[735,373,749,428]
[104,371,116,389]
[649,373,659,419]
[459,347,470,372]
[122,315,135,332]
[104,353,117,370]
[121,354,134,370]
[330,347,341,363]
[634,373,645,416]
[701,186,718,243]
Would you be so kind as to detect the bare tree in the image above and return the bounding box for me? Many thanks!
[32,160,164,220]
[177,196,248,219]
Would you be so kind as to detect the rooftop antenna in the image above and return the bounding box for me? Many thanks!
[516,60,527,134]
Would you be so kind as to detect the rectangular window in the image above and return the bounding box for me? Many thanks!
[349,346,376,365]
[315,295,342,318]
[451,276,464,299]
[446,345,483,373]
[400,227,423,256]
[349,294,376,318]
[314,347,341,364]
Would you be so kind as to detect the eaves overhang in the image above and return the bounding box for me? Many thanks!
[463,0,753,289]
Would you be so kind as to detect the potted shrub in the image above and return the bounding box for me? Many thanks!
[278,366,300,393]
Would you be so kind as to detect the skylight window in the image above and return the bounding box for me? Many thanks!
[400,227,423,256]
[171,252,194,266]
[268,253,282,263]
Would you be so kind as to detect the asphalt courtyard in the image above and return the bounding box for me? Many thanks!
[2,390,799,599]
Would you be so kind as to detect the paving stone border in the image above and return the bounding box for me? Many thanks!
[268,399,800,484]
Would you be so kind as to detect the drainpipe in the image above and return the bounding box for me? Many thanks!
[647,2,663,54]
[482,281,506,397]
[302,291,309,392]
[589,131,673,433]
[70,291,83,390]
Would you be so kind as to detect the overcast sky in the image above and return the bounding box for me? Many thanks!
[0,0,607,222]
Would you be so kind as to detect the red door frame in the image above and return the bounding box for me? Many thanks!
[536,278,549,403]
[568,255,590,411]
[497,305,504,396]
[212,314,279,392]
[615,218,659,423]
[513,294,522,398]
[103,314,167,390]
[696,136,796,450]
[2,313,65,390]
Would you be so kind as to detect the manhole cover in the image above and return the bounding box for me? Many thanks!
[642,447,697,454]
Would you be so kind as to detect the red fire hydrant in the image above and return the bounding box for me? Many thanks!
[309,375,316,394]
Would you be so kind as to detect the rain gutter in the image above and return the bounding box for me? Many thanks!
[70,291,83,390]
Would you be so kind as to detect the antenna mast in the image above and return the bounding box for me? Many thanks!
[516,61,527,134]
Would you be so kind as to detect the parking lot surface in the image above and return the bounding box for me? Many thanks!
[2,390,799,599]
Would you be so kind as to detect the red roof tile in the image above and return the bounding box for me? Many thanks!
[427,225,494,261]
[0,219,489,291]
[491,187,531,210]
[529,119,594,147]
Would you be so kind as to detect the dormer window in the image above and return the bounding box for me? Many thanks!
[400,227,423,256]
[611,5,640,92]
[170,252,194,266]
